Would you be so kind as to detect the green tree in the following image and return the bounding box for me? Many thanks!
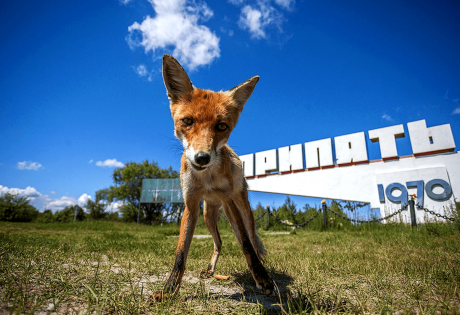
[119,204,138,222]
[276,196,297,223]
[36,209,54,223]
[96,160,179,224]
[85,198,107,220]
[0,193,38,222]
[252,202,270,230]
[54,205,85,223]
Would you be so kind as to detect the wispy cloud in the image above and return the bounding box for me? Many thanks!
[133,64,154,81]
[274,0,295,10]
[444,89,460,114]
[127,0,220,70]
[95,159,125,168]
[381,113,393,121]
[17,161,43,170]
[231,0,292,39]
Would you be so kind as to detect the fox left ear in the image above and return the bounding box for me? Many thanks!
[229,76,259,111]
[162,54,194,102]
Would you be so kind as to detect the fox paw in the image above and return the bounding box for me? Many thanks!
[255,279,275,295]
[150,291,169,303]
[200,269,214,279]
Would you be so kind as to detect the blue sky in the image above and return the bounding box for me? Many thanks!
[1,0,459,213]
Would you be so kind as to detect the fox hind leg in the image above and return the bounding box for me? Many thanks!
[224,199,274,294]
[200,200,222,278]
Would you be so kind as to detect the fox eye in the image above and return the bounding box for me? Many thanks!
[217,123,228,131]
[182,118,193,126]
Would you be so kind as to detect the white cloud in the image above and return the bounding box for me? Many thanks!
[274,0,294,10]
[89,159,93,164]
[0,185,41,198]
[382,114,393,121]
[95,159,125,168]
[106,201,126,212]
[133,64,154,81]
[239,6,265,38]
[120,0,133,4]
[0,185,93,212]
[235,1,284,39]
[453,107,460,115]
[136,64,148,76]
[17,161,43,170]
[127,0,220,70]
[77,193,92,207]
[47,197,75,210]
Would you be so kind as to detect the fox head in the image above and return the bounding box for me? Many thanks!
[162,54,259,172]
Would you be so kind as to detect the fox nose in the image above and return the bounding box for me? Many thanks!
[195,152,211,166]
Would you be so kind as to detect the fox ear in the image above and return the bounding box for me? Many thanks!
[162,54,194,102]
[229,76,259,111]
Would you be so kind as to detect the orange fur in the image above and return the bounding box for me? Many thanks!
[156,55,274,299]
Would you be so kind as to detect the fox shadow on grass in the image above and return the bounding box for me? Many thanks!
[197,269,347,314]
[228,269,292,312]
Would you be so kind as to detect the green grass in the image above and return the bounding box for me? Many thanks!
[1,220,459,314]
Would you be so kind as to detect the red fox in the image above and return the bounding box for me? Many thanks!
[156,54,273,299]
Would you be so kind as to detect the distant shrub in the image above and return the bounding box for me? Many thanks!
[120,204,138,223]
[54,205,86,223]
[36,209,55,223]
[106,211,120,221]
[0,193,38,222]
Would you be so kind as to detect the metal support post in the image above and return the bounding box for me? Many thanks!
[409,199,417,227]
[321,200,327,228]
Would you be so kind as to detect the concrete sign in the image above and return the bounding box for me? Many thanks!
[240,119,459,222]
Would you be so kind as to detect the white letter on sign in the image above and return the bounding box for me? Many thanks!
[334,132,368,165]
[255,149,278,175]
[304,138,334,169]
[239,154,254,177]
[408,119,456,156]
[368,124,405,159]
[279,144,303,172]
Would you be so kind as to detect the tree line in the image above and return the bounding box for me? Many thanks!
[0,160,179,224]
[0,159,365,225]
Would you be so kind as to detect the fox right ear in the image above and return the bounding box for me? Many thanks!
[162,55,194,102]
[229,76,259,112]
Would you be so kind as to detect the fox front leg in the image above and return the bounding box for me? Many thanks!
[154,199,200,300]
[200,200,222,278]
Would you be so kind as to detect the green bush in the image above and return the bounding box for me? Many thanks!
[0,193,38,222]
[54,205,86,223]
[35,209,54,223]
[120,204,138,222]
